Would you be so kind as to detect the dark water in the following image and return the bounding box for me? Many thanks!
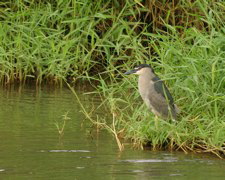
[0,85,225,180]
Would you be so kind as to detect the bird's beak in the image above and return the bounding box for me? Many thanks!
[124,69,136,75]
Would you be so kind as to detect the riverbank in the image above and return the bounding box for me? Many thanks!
[1,1,225,157]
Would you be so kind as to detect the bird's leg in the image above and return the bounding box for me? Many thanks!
[154,115,158,129]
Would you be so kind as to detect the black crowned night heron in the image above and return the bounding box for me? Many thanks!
[125,64,178,120]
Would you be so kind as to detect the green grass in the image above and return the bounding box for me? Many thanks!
[0,0,225,157]
[0,0,224,84]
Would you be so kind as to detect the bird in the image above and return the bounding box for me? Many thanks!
[124,64,178,120]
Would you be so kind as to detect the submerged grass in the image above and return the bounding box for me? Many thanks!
[0,1,225,157]
[55,111,71,136]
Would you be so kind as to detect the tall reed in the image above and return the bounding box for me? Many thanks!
[0,0,224,84]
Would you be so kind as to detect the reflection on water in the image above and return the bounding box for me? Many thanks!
[0,85,225,179]
[46,150,91,153]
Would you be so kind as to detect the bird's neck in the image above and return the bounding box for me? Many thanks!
[138,70,154,98]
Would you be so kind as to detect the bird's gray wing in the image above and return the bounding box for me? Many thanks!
[152,76,174,106]
[147,77,176,118]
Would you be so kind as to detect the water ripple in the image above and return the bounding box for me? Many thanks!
[119,159,178,163]
[40,150,91,153]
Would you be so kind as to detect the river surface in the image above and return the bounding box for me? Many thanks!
[0,85,225,180]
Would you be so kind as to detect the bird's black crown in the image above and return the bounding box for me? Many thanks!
[134,64,151,71]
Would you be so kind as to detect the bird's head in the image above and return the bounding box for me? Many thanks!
[124,64,153,75]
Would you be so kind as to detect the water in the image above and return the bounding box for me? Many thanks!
[0,85,225,180]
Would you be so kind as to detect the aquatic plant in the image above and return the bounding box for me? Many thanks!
[55,111,71,136]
